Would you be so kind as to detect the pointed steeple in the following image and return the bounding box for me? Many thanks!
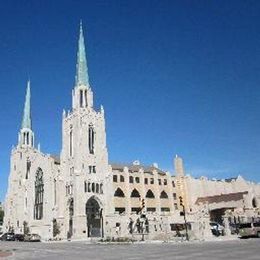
[19,80,34,148]
[22,80,32,130]
[75,21,89,87]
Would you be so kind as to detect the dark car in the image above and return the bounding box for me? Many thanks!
[14,234,25,241]
[0,232,15,241]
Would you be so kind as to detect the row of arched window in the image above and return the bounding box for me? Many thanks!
[113,175,175,187]
[84,181,103,194]
[114,188,169,199]
[22,131,33,146]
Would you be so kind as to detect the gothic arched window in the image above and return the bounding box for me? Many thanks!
[26,159,31,179]
[114,188,125,197]
[96,183,99,194]
[84,181,87,193]
[79,89,88,108]
[160,191,168,199]
[84,90,87,107]
[34,168,44,220]
[131,189,140,198]
[129,176,134,183]
[92,183,95,193]
[146,189,155,198]
[88,124,95,154]
[69,198,74,217]
[69,130,73,157]
[80,90,83,108]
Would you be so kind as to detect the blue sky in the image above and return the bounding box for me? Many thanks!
[0,0,260,201]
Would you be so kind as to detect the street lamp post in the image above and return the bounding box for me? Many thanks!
[179,196,189,241]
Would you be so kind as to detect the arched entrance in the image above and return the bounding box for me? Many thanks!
[86,197,103,237]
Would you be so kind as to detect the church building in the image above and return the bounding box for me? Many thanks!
[4,24,260,241]
[4,24,185,240]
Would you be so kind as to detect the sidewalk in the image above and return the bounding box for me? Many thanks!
[42,234,240,244]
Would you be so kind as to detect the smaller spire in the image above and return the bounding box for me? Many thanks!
[75,21,89,87]
[22,80,32,130]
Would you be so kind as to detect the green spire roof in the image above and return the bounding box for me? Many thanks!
[75,22,89,87]
[22,80,32,129]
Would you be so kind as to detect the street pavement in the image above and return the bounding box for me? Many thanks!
[0,238,260,260]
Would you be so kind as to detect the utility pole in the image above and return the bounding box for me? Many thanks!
[139,198,145,241]
[179,196,189,241]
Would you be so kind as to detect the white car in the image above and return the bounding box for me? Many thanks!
[210,222,224,236]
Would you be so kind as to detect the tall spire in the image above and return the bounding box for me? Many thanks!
[75,21,89,87]
[19,80,34,148]
[22,80,32,130]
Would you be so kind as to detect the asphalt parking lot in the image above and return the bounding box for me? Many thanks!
[0,238,260,259]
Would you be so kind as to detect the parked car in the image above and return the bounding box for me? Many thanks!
[14,234,25,241]
[24,233,41,242]
[239,222,260,238]
[210,222,224,236]
[0,232,15,241]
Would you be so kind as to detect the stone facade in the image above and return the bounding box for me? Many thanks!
[184,174,260,223]
[3,24,260,241]
[174,156,260,236]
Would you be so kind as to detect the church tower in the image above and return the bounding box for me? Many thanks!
[5,79,60,239]
[18,80,34,148]
[72,21,93,110]
[60,23,109,239]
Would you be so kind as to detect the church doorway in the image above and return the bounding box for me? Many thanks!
[86,197,103,237]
